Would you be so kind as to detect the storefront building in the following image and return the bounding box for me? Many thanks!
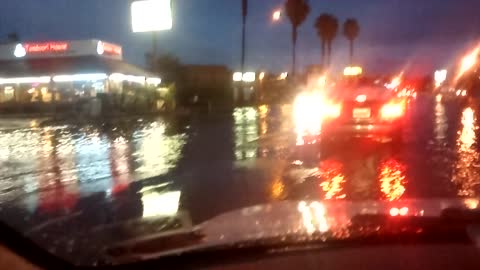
[0,39,161,113]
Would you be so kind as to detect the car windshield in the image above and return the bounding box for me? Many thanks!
[2,0,480,268]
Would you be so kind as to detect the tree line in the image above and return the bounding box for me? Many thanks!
[285,0,360,75]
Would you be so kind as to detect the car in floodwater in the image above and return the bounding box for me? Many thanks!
[294,81,407,145]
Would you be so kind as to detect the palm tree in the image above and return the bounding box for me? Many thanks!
[285,0,310,77]
[314,14,338,68]
[314,14,329,68]
[239,0,248,104]
[343,18,360,64]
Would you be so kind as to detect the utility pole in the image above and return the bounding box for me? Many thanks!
[240,0,248,105]
[152,32,158,72]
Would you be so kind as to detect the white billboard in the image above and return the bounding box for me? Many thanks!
[131,0,172,32]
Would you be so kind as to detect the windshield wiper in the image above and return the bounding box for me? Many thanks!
[104,227,204,264]
[102,212,479,266]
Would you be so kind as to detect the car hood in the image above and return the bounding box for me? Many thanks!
[199,198,477,242]
[106,198,480,262]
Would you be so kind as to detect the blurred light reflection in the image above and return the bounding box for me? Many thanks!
[317,160,346,200]
[298,201,329,234]
[38,129,79,212]
[464,198,479,209]
[459,108,476,149]
[379,159,407,201]
[293,92,323,139]
[258,105,269,118]
[0,119,187,210]
[453,107,480,196]
[74,131,112,195]
[434,100,447,141]
[110,136,133,194]
[234,107,259,160]
[141,190,181,218]
[270,178,285,200]
[134,122,186,179]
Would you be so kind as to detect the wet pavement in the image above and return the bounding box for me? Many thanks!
[0,94,479,264]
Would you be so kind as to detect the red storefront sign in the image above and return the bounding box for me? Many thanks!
[10,40,122,59]
[103,42,122,55]
[97,41,122,56]
[24,42,69,53]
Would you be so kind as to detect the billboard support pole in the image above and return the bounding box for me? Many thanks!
[240,0,248,106]
[152,32,158,72]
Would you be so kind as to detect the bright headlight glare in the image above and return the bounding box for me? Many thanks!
[294,92,323,135]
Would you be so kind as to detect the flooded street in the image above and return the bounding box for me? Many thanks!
[0,94,480,264]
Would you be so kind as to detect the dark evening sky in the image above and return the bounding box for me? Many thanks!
[1,0,480,75]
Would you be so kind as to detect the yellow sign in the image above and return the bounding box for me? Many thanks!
[343,66,363,76]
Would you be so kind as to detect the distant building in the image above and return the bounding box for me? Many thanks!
[305,65,323,75]
[178,65,233,107]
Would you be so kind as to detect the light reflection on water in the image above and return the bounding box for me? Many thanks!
[434,100,448,142]
[141,188,181,218]
[452,107,480,196]
[133,122,187,179]
[459,107,476,149]
[234,107,259,160]
[109,136,132,194]
[297,201,329,234]
[0,119,187,211]
[37,128,80,212]
[0,106,293,215]
[317,160,346,200]
[379,159,407,201]
[270,177,286,200]
[233,105,292,160]
[285,143,409,202]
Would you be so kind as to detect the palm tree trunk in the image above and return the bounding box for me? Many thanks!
[321,40,326,68]
[152,32,158,71]
[292,26,297,77]
[349,39,354,65]
[327,41,332,67]
[241,0,247,75]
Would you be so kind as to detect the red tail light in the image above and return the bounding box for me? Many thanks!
[390,207,409,216]
[380,102,405,120]
[389,207,399,216]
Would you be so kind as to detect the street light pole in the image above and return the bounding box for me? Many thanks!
[152,32,158,72]
[240,0,248,105]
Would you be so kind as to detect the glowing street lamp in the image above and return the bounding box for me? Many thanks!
[386,73,403,90]
[343,66,363,76]
[233,72,256,82]
[434,69,447,88]
[233,72,243,82]
[259,72,265,81]
[272,10,282,21]
[457,47,480,80]
[278,72,288,80]
[242,72,256,82]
